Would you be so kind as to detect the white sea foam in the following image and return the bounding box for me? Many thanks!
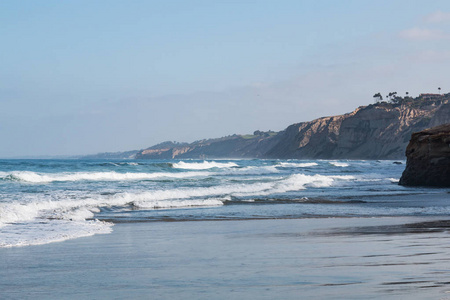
[106,162,139,166]
[0,171,209,183]
[0,173,353,227]
[135,198,226,209]
[128,173,355,202]
[0,158,444,249]
[329,161,349,167]
[0,171,357,248]
[0,220,112,248]
[261,174,352,195]
[172,161,238,170]
[278,162,318,168]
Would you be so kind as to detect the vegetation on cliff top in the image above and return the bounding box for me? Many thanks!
[372,91,448,109]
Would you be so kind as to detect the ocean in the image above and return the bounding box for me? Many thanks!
[1,159,449,299]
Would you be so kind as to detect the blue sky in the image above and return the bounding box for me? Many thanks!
[1,1,450,157]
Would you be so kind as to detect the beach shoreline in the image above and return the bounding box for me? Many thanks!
[1,216,450,299]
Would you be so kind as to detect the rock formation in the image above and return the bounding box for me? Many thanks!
[399,123,450,187]
[84,96,450,160]
[135,132,281,159]
[266,101,450,159]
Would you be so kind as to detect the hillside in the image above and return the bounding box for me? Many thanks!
[85,95,450,160]
[267,99,450,159]
[135,131,280,159]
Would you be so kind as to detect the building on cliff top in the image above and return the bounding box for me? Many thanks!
[420,93,441,99]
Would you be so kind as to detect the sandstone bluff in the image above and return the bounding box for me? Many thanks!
[399,123,450,187]
[134,97,450,160]
[84,95,450,160]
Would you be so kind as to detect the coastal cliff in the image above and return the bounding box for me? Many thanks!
[83,95,450,160]
[267,100,450,159]
[134,99,450,160]
[135,132,281,159]
[399,123,450,187]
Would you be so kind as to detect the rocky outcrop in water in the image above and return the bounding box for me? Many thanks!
[399,123,450,187]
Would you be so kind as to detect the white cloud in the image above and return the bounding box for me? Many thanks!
[423,11,450,23]
[399,28,448,41]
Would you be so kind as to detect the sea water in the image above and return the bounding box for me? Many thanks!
[1,159,450,299]
[0,159,449,247]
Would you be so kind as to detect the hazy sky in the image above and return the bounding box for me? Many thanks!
[1,1,450,157]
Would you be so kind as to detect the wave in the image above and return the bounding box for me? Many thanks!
[172,161,238,170]
[278,162,318,168]
[0,220,112,248]
[0,173,353,224]
[0,172,356,247]
[222,165,280,175]
[0,171,210,183]
[329,161,349,167]
[105,162,140,166]
[99,173,354,208]
[135,198,226,209]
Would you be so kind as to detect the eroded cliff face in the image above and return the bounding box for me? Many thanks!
[266,101,450,159]
[399,123,450,187]
[134,100,450,160]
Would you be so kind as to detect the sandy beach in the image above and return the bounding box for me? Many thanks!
[2,216,450,300]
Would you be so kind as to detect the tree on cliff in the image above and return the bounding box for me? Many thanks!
[387,92,398,102]
[373,93,383,102]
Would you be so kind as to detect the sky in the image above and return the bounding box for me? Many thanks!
[1,0,450,157]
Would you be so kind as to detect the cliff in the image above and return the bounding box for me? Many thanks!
[135,132,281,159]
[81,149,139,159]
[266,100,450,159]
[399,123,450,187]
[87,96,450,160]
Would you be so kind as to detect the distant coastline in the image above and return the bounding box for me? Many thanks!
[82,94,450,160]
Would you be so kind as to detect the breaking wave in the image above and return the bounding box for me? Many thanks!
[0,173,354,228]
[0,220,112,248]
[172,161,238,170]
[329,161,349,167]
[0,171,210,183]
[278,162,318,168]
[0,157,417,248]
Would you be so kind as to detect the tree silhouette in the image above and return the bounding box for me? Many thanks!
[373,93,383,102]
[387,92,399,103]
[387,92,396,101]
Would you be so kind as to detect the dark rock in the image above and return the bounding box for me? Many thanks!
[399,123,450,187]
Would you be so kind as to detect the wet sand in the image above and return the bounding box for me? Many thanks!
[1,217,450,299]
